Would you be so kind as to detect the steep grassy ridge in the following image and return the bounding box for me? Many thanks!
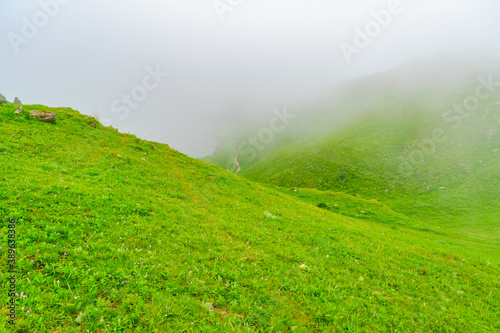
[0,103,498,332]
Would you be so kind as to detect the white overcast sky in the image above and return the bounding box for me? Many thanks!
[1,0,499,156]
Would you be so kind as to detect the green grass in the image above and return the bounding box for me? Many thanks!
[0,103,499,332]
[268,186,424,228]
[207,70,500,242]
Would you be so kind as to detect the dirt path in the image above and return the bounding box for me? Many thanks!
[232,145,241,173]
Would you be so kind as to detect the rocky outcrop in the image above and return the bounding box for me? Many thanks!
[29,111,56,123]
[13,97,22,104]
[14,106,23,114]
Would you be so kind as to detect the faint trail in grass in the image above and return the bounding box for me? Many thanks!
[232,145,241,173]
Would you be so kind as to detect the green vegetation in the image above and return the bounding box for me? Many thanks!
[236,97,500,239]
[0,101,499,332]
[208,58,500,243]
[268,186,418,228]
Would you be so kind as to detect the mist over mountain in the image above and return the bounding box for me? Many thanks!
[2,0,500,156]
[1,1,499,331]
[205,54,500,239]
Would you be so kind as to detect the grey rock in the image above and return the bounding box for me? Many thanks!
[13,97,22,104]
[14,106,23,114]
[29,111,56,123]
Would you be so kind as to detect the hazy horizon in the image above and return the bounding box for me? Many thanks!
[2,0,499,157]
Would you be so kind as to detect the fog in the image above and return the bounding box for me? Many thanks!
[1,0,499,156]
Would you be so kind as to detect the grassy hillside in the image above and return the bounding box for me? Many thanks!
[239,97,500,237]
[0,103,499,332]
[206,57,500,240]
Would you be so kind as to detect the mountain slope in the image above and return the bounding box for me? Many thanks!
[0,103,499,332]
[206,56,500,240]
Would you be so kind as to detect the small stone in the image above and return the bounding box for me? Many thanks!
[14,106,23,114]
[29,111,56,123]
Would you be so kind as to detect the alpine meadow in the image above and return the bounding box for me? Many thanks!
[1,1,500,332]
